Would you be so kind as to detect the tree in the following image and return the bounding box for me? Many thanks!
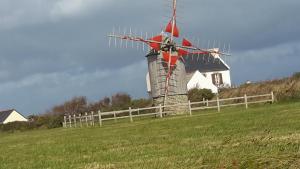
[63,96,88,115]
[45,96,88,116]
[111,93,131,110]
[88,97,111,112]
[131,98,152,108]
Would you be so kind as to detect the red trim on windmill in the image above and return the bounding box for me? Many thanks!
[182,38,192,47]
[178,48,188,56]
[165,21,172,34]
[162,52,178,66]
[172,23,179,37]
[190,51,210,55]
[149,35,163,51]
[165,21,179,37]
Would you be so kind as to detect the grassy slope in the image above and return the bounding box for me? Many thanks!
[219,75,300,101]
[0,102,300,169]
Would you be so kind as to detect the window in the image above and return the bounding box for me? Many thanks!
[211,73,223,86]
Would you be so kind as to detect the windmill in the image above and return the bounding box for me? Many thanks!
[108,0,230,113]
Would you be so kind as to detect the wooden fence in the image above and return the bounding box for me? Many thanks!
[63,92,274,128]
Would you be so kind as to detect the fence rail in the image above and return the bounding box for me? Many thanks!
[63,92,274,128]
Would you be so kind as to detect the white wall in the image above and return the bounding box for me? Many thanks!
[3,110,28,124]
[146,72,151,93]
[203,70,231,88]
[221,70,232,87]
[187,71,218,93]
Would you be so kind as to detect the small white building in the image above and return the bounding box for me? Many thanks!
[0,109,28,124]
[185,53,231,93]
[146,52,231,94]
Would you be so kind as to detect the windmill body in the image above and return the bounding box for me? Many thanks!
[147,49,188,112]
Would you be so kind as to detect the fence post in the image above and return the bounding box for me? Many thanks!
[89,112,93,126]
[188,100,192,116]
[85,112,88,127]
[98,110,102,127]
[271,91,274,103]
[159,104,163,118]
[129,107,133,122]
[217,96,220,112]
[63,116,67,128]
[203,98,205,106]
[89,112,92,126]
[69,115,72,128]
[79,114,82,127]
[244,94,248,109]
[206,99,209,107]
[114,112,117,122]
[91,111,94,126]
[74,114,77,128]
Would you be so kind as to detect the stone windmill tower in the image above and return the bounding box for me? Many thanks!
[146,42,189,112]
[108,0,230,113]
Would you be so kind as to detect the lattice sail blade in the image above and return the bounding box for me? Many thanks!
[108,36,112,48]
[165,21,172,33]
[172,22,179,37]
[165,20,179,38]
[178,48,188,56]
[149,35,163,51]
[182,38,193,47]
[141,31,144,51]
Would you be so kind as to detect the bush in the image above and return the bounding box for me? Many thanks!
[0,121,37,133]
[0,114,64,133]
[188,88,215,102]
[276,90,300,102]
[43,115,63,129]
[292,72,300,79]
[131,98,152,108]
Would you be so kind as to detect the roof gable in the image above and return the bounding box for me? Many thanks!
[184,53,229,73]
[0,109,14,123]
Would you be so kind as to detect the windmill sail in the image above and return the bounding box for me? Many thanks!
[165,21,179,37]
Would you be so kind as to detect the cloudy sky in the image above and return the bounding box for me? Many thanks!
[0,0,299,115]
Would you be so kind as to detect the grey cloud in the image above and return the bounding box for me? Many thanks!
[0,60,148,114]
[0,0,112,29]
[181,0,300,51]
[229,41,300,84]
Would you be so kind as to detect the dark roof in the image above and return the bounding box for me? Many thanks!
[184,53,229,73]
[0,109,14,123]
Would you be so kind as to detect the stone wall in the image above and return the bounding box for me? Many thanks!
[153,94,189,114]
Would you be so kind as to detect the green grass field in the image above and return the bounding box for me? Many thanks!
[1,102,300,169]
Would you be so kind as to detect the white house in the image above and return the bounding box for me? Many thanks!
[146,52,231,94]
[185,52,231,93]
[0,109,28,124]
